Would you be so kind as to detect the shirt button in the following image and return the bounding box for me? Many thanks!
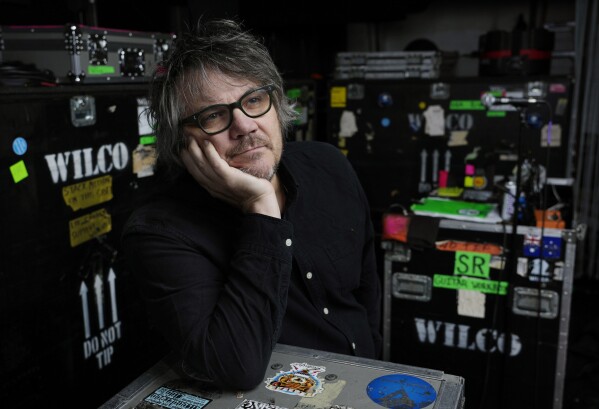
[285,239,292,247]
[323,307,329,315]
[306,272,313,279]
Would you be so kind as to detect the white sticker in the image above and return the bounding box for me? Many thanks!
[339,110,358,138]
[517,257,529,277]
[236,399,288,409]
[457,289,485,318]
[448,130,468,147]
[541,123,561,147]
[265,363,325,397]
[423,105,445,136]
[137,98,153,136]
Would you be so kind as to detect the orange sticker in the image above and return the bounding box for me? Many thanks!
[436,240,503,255]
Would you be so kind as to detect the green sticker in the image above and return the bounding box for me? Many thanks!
[433,274,508,295]
[487,111,507,117]
[88,65,116,75]
[449,100,485,110]
[10,160,29,183]
[140,135,157,145]
[454,251,490,278]
[286,88,302,99]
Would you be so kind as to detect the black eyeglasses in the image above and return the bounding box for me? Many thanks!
[180,84,275,135]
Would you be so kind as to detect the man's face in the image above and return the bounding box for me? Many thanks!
[181,73,283,180]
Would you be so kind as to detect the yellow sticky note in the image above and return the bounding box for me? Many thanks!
[464,176,474,187]
[69,208,112,247]
[330,87,347,108]
[10,160,29,183]
[62,175,113,211]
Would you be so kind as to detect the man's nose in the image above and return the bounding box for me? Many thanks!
[228,108,258,139]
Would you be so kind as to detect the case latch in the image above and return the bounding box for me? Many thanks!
[392,273,432,302]
[70,96,96,127]
[512,287,559,319]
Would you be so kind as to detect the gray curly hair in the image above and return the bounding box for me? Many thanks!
[147,18,297,175]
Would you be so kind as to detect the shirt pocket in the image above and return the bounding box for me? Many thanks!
[324,225,362,290]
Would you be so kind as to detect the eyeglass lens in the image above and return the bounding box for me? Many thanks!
[198,87,272,134]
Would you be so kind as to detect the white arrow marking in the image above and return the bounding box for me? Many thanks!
[94,274,105,330]
[420,149,428,182]
[79,281,91,339]
[107,268,119,324]
[444,150,452,172]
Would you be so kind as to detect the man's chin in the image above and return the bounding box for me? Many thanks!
[239,165,277,181]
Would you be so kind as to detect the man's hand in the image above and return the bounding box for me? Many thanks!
[181,138,281,218]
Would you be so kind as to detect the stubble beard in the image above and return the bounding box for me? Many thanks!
[227,135,282,181]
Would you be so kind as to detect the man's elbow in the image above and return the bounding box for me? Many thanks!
[223,369,267,391]
[194,350,271,391]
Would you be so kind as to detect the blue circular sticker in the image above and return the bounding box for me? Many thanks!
[381,117,391,127]
[366,374,437,409]
[12,137,28,156]
[378,92,393,107]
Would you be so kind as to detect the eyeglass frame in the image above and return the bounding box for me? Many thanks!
[179,84,276,135]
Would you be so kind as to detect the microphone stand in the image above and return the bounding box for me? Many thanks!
[494,104,528,409]
[509,107,527,273]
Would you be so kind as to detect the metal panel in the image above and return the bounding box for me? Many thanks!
[1,24,175,84]
[100,344,465,409]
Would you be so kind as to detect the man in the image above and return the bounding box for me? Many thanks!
[122,18,381,391]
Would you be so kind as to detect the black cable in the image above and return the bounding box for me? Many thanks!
[479,101,553,409]
[532,100,553,409]
[477,219,510,409]
[0,61,56,86]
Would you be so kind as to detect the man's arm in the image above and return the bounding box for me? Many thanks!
[123,212,293,390]
[181,138,281,217]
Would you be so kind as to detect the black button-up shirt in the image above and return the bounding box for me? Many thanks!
[122,141,382,390]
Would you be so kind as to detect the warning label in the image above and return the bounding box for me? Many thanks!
[69,208,111,247]
[62,175,113,211]
[143,386,211,409]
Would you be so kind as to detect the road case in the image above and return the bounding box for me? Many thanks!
[0,24,175,83]
[326,77,574,215]
[382,218,579,409]
[100,343,465,409]
[0,84,168,409]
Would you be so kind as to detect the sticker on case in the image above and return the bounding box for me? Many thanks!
[12,136,28,156]
[366,374,437,409]
[10,160,29,183]
[143,386,211,409]
[523,233,541,257]
[265,362,325,397]
[235,399,288,409]
[62,175,113,211]
[529,259,551,283]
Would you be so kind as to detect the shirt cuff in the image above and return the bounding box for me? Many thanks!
[236,214,294,262]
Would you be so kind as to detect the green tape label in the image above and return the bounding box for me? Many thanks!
[454,251,490,278]
[88,65,116,75]
[286,88,302,99]
[434,274,508,295]
[449,100,485,110]
[487,111,507,117]
[140,135,157,145]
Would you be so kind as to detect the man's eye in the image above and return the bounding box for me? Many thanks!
[201,109,227,124]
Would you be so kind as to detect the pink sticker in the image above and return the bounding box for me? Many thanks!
[438,170,448,187]
[465,164,475,175]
